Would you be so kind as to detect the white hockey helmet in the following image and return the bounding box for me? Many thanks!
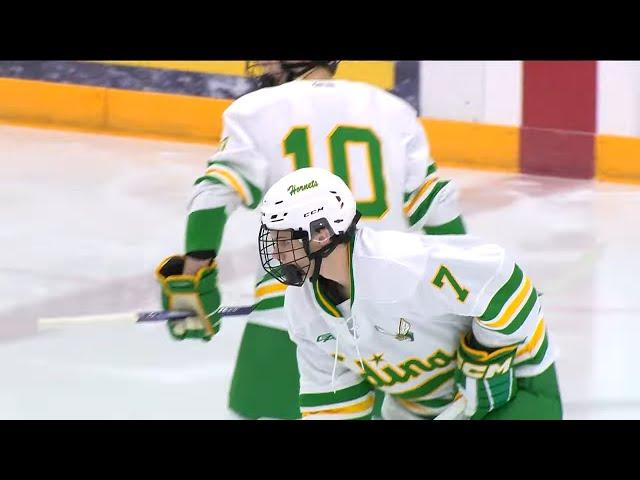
[258,167,360,286]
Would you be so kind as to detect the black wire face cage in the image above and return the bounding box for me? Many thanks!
[259,226,312,287]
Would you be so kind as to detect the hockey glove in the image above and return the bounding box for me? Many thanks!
[454,332,518,420]
[155,255,221,341]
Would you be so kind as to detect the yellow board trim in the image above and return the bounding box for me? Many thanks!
[0,77,107,129]
[596,134,640,184]
[0,77,231,145]
[421,118,520,172]
[334,61,394,90]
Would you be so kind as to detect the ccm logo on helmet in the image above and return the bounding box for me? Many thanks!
[304,207,324,217]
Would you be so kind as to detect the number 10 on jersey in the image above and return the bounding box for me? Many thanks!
[283,126,388,219]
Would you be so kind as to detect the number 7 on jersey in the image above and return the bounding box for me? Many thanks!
[431,265,469,302]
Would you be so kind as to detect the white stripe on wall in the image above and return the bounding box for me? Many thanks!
[419,61,522,126]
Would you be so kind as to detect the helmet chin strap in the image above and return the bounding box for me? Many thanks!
[304,211,362,284]
[307,242,337,284]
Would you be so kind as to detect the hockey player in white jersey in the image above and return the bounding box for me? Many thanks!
[257,168,562,420]
[155,61,467,419]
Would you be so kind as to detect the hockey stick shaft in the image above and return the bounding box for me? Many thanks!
[38,305,255,329]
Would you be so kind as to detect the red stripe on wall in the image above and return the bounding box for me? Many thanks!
[520,61,597,179]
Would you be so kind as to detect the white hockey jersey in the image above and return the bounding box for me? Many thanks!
[187,80,463,327]
[285,227,555,420]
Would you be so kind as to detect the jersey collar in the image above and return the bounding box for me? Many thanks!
[311,235,356,318]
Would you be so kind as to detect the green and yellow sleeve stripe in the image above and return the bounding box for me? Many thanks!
[195,161,263,209]
[253,276,287,312]
[403,164,450,228]
[477,264,540,335]
[515,314,550,368]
